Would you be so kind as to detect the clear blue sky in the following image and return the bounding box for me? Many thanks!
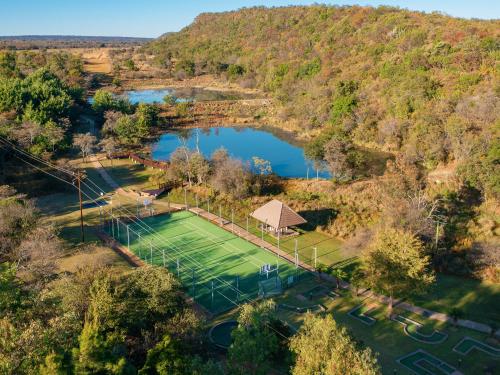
[2,0,498,38]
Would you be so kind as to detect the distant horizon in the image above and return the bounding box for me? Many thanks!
[0,35,153,39]
[2,1,499,38]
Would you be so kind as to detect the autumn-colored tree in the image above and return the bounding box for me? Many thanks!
[290,313,380,375]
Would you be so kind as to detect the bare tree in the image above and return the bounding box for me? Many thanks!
[13,121,42,148]
[99,137,118,166]
[15,225,62,286]
[73,133,97,162]
[211,147,229,168]
[101,110,123,137]
[211,158,251,198]
[43,121,66,152]
[323,137,354,181]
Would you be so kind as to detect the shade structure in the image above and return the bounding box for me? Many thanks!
[250,199,307,230]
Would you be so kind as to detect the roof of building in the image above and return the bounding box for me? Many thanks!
[250,199,307,229]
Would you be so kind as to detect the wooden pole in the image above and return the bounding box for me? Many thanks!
[77,172,84,242]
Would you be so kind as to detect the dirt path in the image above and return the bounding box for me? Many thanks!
[80,48,112,74]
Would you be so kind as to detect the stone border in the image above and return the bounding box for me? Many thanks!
[397,349,461,375]
[278,303,326,314]
[392,315,448,344]
[452,336,500,357]
[348,304,377,326]
[208,320,238,349]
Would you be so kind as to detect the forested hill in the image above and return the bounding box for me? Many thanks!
[145,5,499,197]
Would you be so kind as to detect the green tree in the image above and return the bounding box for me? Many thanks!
[363,228,435,312]
[139,335,187,375]
[91,90,116,115]
[228,300,279,375]
[330,268,347,290]
[290,314,380,375]
[0,51,18,78]
[0,263,20,313]
[227,64,245,79]
[176,59,195,76]
[39,352,66,375]
[163,94,177,105]
[114,115,139,145]
[92,89,132,116]
[136,103,159,138]
[73,321,132,374]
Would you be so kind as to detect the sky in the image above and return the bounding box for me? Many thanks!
[1,0,499,38]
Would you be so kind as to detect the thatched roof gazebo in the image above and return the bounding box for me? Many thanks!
[250,199,307,235]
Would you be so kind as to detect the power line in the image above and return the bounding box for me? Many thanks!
[2,142,291,340]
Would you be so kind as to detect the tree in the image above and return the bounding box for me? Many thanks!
[190,152,210,185]
[0,263,20,313]
[139,335,187,375]
[73,133,96,162]
[113,115,139,145]
[228,300,280,375]
[252,157,272,175]
[211,147,229,167]
[290,313,380,375]
[12,121,42,148]
[211,157,251,198]
[91,90,116,115]
[350,268,366,297]
[330,268,347,290]
[73,320,132,374]
[91,89,131,116]
[136,103,159,138]
[39,352,66,375]
[0,51,18,78]
[163,94,177,105]
[43,120,66,152]
[99,138,118,166]
[363,228,435,312]
[175,101,193,118]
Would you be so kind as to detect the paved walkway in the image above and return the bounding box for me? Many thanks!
[89,157,497,335]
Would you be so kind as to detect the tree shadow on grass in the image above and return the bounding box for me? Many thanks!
[298,208,338,231]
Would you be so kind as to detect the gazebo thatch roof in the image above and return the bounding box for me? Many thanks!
[250,199,307,230]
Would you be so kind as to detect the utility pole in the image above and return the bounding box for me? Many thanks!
[77,171,84,242]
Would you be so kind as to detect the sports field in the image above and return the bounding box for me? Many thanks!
[108,210,310,314]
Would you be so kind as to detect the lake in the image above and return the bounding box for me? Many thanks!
[151,127,330,179]
[125,87,258,104]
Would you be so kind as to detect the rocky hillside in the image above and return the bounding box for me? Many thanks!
[145,5,499,198]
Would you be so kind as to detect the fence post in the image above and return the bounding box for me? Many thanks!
[127,225,130,250]
[150,242,153,264]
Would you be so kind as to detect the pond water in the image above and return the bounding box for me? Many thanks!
[151,127,330,179]
[125,87,258,104]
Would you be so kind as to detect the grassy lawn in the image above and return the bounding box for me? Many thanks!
[56,245,131,274]
[273,278,499,375]
[100,158,152,191]
[407,274,500,326]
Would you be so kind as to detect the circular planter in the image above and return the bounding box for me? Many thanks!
[208,320,238,349]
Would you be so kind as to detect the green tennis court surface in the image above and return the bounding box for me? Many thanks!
[108,210,310,314]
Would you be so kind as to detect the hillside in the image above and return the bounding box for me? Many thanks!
[145,5,499,196]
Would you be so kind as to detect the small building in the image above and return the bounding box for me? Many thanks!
[250,199,307,236]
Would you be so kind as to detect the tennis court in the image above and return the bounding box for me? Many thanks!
[108,210,310,314]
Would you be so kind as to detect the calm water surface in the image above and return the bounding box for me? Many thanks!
[126,87,257,104]
[151,127,329,178]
